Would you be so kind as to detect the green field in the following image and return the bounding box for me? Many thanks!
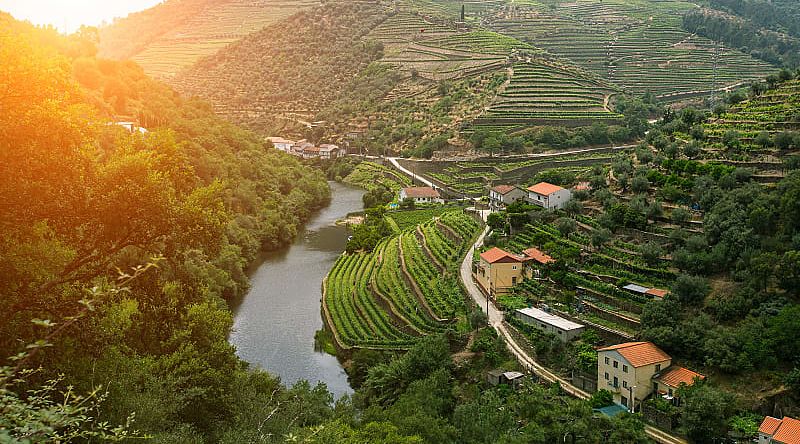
[324,210,481,349]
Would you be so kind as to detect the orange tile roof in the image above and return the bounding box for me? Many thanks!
[402,187,440,198]
[646,288,669,298]
[480,247,522,264]
[491,185,517,195]
[522,247,555,264]
[598,342,671,368]
[773,417,800,444]
[527,182,565,196]
[761,417,783,435]
[656,366,705,388]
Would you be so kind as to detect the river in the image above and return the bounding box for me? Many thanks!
[230,182,363,398]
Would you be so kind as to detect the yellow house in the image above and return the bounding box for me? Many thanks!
[475,247,555,297]
[597,342,672,411]
[475,247,526,297]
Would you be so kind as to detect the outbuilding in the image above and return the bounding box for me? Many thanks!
[514,307,584,342]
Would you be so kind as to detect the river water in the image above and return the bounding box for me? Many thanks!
[230,182,363,398]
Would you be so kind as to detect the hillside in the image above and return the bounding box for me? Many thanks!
[96,0,780,158]
[98,0,316,79]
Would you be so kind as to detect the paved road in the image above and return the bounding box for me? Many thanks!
[458,228,688,444]
[387,157,437,189]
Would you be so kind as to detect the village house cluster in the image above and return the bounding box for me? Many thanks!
[489,181,574,211]
[267,137,344,160]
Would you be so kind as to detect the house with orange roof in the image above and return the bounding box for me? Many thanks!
[759,416,800,444]
[653,366,705,401]
[597,341,705,411]
[475,247,528,297]
[489,184,526,210]
[399,186,443,204]
[526,182,572,210]
[475,246,556,297]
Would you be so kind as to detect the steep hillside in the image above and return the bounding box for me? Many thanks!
[174,1,389,135]
[486,0,774,100]
[99,0,316,79]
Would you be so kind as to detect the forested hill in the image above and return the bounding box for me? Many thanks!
[174,1,388,131]
[0,13,332,440]
[97,0,318,79]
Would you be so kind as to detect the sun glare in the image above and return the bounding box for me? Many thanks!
[0,0,163,33]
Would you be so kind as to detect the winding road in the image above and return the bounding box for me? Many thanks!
[458,224,688,444]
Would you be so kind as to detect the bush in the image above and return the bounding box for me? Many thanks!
[589,389,614,408]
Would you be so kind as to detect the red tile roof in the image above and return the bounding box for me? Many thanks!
[402,187,440,198]
[527,182,565,196]
[761,417,783,435]
[773,417,800,444]
[598,342,671,368]
[480,247,522,264]
[491,185,517,195]
[522,247,555,264]
[656,366,705,388]
[646,288,669,298]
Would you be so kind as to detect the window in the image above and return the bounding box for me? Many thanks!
[557,330,562,334]
[655,364,661,372]
[621,396,628,407]
[512,277,517,285]
[604,372,609,380]
[623,381,628,388]
[613,361,619,369]
[623,365,628,373]
[613,377,618,388]
[512,265,517,270]
[604,357,609,365]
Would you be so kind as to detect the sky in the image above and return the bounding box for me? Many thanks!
[0,0,164,33]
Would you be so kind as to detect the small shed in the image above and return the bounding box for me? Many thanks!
[622,284,650,295]
[514,307,585,342]
[487,369,526,388]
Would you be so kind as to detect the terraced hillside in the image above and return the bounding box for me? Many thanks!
[323,210,481,350]
[411,150,614,197]
[488,0,774,99]
[704,80,800,147]
[475,62,621,129]
[99,0,316,79]
[175,2,389,133]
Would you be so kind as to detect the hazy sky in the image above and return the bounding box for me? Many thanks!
[0,0,164,33]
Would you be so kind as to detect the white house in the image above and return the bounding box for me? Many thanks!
[399,186,443,204]
[318,144,342,160]
[266,137,295,152]
[513,307,584,342]
[526,182,571,210]
[489,185,526,210]
[759,416,800,444]
[110,121,147,134]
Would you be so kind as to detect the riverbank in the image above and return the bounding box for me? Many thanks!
[230,182,364,398]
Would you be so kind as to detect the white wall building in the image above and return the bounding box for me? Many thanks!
[513,307,584,342]
[526,182,572,210]
[399,186,443,204]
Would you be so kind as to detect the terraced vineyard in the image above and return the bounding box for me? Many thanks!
[703,79,800,149]
[100,0,317,79]
[500,214,677,336]
[488,0,774,99]
[343,161,412,193]
[420,152,613,197]
[375,17,515,82]
[476,62,621,128]
[323,210,481,349]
